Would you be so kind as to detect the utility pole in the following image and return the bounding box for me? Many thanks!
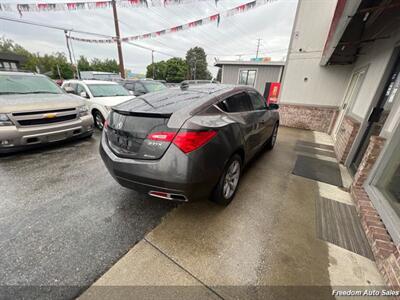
[256,38,261,59]
[111,0,125,78]
[151,50,155,79]
[64,30,75,78]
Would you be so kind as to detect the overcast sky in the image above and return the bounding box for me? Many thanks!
[1,0,298,76]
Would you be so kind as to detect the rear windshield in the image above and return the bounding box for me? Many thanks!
[0,74,63,95]
[143,81,167,93]
[87,84,130,97]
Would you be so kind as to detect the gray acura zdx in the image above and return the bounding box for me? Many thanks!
[100,84,279,205]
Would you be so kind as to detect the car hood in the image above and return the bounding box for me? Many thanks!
[0,93,85,113]
[91,95,135,106]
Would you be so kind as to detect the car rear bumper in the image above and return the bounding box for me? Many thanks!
[100,132,220,201]
[0,115,94,154]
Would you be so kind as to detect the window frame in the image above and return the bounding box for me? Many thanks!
[365,120,400,245]
[216,91,254,113]
[237,68,258,87]
[247,90,268,111]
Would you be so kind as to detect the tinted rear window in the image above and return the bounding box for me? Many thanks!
[217,92,253,113]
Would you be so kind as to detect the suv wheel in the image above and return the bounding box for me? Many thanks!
[93,110,105,130]
[211,154,242,205]
[265,123,278,150]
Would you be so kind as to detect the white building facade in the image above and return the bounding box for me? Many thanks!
[280,0,400,289]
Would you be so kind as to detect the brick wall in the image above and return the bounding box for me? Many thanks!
[353,136,386,188]
[334,116,360,163]
[279,104,338,134]
[350,136,400,295]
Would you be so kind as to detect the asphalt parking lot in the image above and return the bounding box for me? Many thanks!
[0,131,177,299]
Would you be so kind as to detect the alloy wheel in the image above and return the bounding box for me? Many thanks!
[223,160,241,199]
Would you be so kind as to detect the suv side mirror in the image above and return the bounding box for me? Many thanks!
[80,91,89,99]
[269,103,279,110]
[64,86,75,94]
[129,90,134,95]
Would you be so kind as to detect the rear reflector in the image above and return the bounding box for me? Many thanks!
[147,131,176,142]
[147,130,217,154]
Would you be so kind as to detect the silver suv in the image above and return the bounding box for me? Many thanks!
[0,71,94,154]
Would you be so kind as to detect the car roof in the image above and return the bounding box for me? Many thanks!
[114,84,251,116]
[64,80,118,85]
[0,71,44,77]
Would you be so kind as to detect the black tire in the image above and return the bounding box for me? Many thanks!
[211,154,242,205]
[265,123,278,150]
[92,110,105,130]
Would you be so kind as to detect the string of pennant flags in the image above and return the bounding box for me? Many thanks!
[0,0,215,14]
[67,0,275,44]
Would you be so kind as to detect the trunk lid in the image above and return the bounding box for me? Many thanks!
[106,109,175,160]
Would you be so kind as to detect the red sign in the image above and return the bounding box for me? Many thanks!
[267,82,281,104]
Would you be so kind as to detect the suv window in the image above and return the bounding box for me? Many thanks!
[124,83,134,91]
[248,91,267,110]
[76,84,86,95]
[218,92,253,113]
[134,83,146,93]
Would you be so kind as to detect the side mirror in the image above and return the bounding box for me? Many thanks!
[80,91,89,99]
[269,103,279,110]
[64,86,75,94]
[129,90,134,95]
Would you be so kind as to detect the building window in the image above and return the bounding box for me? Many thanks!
[10,62,18,70]
[375,142,400,216]
[367,120,400,244]
[238,70,257,86]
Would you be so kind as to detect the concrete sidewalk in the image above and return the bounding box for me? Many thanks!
[80,127,385,300]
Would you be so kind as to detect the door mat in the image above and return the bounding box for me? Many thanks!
[294,144,336,158]
[316,197,374,260]
[292,155,343,187]
[296,140,335,151]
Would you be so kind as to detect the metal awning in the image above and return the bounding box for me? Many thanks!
[321,0,400,65]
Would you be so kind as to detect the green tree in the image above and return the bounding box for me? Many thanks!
[165,58,187,83]
[185,47,212,80]
[146,61,167,80]
[90,58,119,73]
[77,56,91,71]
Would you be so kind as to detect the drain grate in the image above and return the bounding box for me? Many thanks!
[316,197,374,260]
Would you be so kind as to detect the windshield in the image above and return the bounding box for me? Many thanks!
[87,84,130,97]
[143,81,167,93]
[0,74,63,95]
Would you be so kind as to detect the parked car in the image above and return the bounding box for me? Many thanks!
[100,84,279,205]
[120,80,167,96]
[61,80,134,130]
[0,71,93,154]
[180,79,220,85]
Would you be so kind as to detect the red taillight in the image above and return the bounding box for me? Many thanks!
[173,131,217,153]
[104,119,109,129]
[147,130,217,154]
[147,131,176,142]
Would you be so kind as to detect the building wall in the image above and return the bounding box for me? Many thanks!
[279,0,353,132]
[221,64,283,95]
[347,31,400,122]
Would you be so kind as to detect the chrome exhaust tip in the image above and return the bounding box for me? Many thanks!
[148,191,188,202]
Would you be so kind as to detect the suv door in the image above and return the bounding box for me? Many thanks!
[76,84,89,99]
[218,92,261,158]
[248,90,273,144]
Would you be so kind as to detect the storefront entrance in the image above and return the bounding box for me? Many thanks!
[350,52,400,173]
